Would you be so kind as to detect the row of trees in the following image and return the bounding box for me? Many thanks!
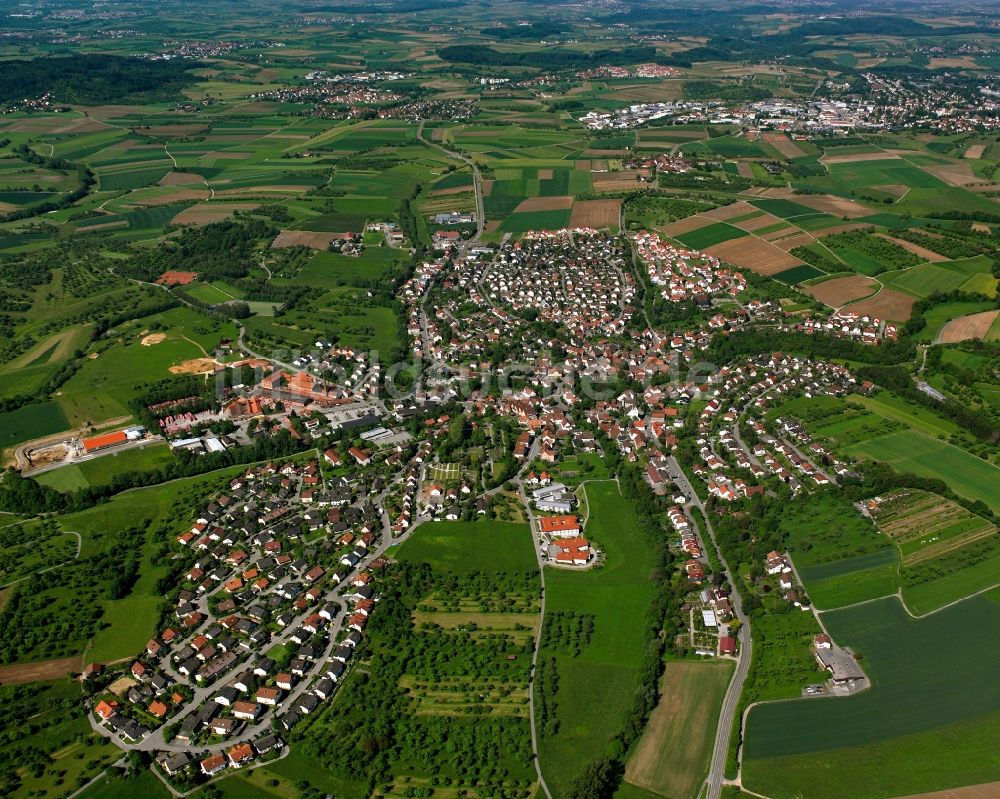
[0,429,309,517]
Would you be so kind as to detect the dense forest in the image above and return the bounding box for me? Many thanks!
[0,55,203,104]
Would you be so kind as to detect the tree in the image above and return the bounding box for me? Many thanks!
[567,756,620,799]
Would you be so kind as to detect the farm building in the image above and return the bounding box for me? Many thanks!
[82,430,128,453]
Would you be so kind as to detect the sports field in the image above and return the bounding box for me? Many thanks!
[624,659,733,799]
[743,593,1000,799]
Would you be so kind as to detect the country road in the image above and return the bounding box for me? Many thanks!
[667,456,752,799]
[519,477,554,799]
[416,119,485,244]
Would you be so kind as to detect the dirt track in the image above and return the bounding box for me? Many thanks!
[0,654,82,685]
[875,234,947,262]
[7,415,132,470]
[170,357,222,375]
[803,275,877,307]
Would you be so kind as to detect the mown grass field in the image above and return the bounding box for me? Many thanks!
[538,481,655,797]
[674,222,748,249]
[396,519,537,574]
[743,593,1000,799]
[0,400,71,451]
[845,431,1000,515]
[623,659,733,799]
[35,443,176,492]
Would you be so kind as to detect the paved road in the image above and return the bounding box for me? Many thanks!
[667,456,752,799]
[88,475,422,756]
[107,265,298,373]
[11,414,133,472]
[416,119,485,244]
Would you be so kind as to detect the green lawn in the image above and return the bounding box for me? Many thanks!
[78,770,172,799]
[0,400,71,449]
[501,208,572,233]
[844,430,1000,515]
[36,443,176,492]
[538,481,656,797]
[743,593,1000,799]
[798,550,899,610]
[56,336,203,425]
[395,519,537,574]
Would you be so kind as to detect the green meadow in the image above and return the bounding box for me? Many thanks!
[396,519,537,574]
[743,594,1000,799]
[538,481,656,797]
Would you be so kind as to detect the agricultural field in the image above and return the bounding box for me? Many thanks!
[0,7,999,799]
[743,594,1000,799]
[537,481,656,797]
[870,489,1000,614]
[773,392,1000,514]
[623,659,733,799]
[845,431,1000,515]
[778,493,898,610]
[0,401,71,453]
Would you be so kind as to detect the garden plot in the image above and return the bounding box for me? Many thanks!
[872,489,998,568]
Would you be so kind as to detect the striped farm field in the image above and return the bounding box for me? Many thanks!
[568,199,621,230]
[803,275,877,306]
[938,310,1000,343]
[872,489,997,565]
[844,431,1000,515]
[841,288,916,321]
[624,660,733,799]
[743,593,1000,799]
[705,236,804,276]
